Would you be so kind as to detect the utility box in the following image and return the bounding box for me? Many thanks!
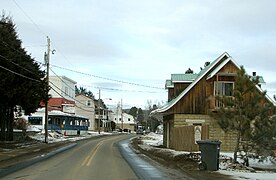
[197,140,221,171]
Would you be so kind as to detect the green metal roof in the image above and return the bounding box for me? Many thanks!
[171,74,198,82]
[165,79,173,89]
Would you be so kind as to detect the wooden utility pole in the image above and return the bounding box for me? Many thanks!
[44,36,50,143]
[98,89,101,134]
[121,99,123,131]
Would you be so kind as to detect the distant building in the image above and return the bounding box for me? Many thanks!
[109,108,136,132]
[75,94,95,130]
[94,99,110,132]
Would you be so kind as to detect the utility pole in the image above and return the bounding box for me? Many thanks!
[121,98,123,131]
[44,36,50,144]
[98,89,101,134]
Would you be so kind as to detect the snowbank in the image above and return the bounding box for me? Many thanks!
[139,133,276,180]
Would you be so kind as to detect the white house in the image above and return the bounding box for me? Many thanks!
[75,94,95,130]
[49,76,77,101]
[109,110,136,132]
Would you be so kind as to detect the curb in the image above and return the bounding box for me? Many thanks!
[0,143,77,178]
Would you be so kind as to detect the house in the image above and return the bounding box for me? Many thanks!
[94,99,111,132]
[49,76,77,101]
[39,76,78,114]
[46,98,75,113]
[152,52,275,152]
[75,94,95,130]
[109,109,136,132]
[29,76,90,135]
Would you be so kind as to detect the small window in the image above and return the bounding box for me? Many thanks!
[87,100,91,106]
[128,118,130,121]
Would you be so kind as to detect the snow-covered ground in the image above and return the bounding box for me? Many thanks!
[28,129,114,143]
[140,132,276,180]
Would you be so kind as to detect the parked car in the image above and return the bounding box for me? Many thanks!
[136,129,144,135]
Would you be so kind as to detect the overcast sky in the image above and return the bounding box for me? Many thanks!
[2,0,276,108]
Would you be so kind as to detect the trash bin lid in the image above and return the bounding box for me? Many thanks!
[196,139,221,145]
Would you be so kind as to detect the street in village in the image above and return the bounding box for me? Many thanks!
[1,1,276,180]
[1,132,276,179]
[0,133,192,179]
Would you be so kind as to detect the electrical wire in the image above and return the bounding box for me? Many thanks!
[12,0,48,37]
[1,39,164,92]
[51,64,165,90]
[0,65,41,82]
[49,81,96,113]
[77,83,161,93]
[0,54,42,75]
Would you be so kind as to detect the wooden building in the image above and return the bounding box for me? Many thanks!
[153,52,275,152]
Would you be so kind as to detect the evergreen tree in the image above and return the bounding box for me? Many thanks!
[211,66,276,164]
[0,14,48,141]
[129,106,138,118]
[185,68,194,74]
[75,86,94,99]
[137,108,144,122]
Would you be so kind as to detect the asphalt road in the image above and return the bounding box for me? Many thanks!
[4,134,138,180]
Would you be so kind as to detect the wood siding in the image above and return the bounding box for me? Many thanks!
[171,125,209,151]
[167,61,241,114]
[168,83,191,101]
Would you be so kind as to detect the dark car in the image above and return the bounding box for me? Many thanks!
[136,129,144,135]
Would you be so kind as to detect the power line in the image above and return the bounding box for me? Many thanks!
[50,66,161,93]
[49,81,95,113]
[51,64,165,90]
[0,65,41,83]
[0,54,42,75]
[1,39,164,93]
[12,0,48,37]
[77,83,161,93]
[0,40,46,68]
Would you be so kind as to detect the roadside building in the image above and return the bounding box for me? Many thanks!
[75,94,95,131]
[152,52,275,152]
[109,109,136,132]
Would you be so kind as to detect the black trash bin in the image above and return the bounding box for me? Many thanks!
[197,140,221,171]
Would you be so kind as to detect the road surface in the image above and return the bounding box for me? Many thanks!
[3,134,192,180]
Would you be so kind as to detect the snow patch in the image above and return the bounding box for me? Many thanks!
[139,133,276,180]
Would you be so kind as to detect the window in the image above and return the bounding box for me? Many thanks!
[128,118,130,121]
[65,87,68,95]
[214,82,234,96]
[87,100,91,106]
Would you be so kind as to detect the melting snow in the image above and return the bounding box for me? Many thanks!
[140,133,276,180]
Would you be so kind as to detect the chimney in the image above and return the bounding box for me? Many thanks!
[252,72,256,76]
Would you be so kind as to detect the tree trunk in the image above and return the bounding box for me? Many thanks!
[0,106,5,141]
[0,106,13,141]
[233,131,241,163]
[7,107,14,141]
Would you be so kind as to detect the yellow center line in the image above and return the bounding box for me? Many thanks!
[86,141,103,166]
[81,136,124,167]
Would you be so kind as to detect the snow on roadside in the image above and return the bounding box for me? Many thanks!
[141,132,163,146]
[139,132,276,180]
[29,131,113,143]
